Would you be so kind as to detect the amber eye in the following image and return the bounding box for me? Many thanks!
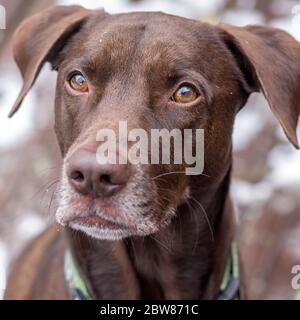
[172,84,199,103]
[69,72,88,92]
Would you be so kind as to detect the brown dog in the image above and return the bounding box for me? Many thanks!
[5,5,300,299]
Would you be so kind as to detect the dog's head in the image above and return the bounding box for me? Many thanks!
[10,5,300,240]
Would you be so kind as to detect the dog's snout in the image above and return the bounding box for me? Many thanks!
[66,149,130,197]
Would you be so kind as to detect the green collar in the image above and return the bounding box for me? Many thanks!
[64,242,239,300]
[216,241,240,300]
[64,251,92,300]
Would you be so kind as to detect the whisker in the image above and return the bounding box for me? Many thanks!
[151,171,210,181]
[46,184,58,223]
[185,199,201,254]
[150,234,172,254]
[29,178,60,201]
[36,166,60,178]
[129,238,137,258]
[190,196,214,242]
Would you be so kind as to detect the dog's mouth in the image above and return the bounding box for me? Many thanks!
[70,214,129,230]
[56,167,178,240]
[65,208,136,240]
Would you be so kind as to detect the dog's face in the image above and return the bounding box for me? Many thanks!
[53,12,242,239]
[10,6,300,240]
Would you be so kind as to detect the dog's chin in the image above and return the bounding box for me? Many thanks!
[66,216,164,240]
[56,197,177,240]
[66,210,176,240]
[69,222,135,240]
[58,210,175,240]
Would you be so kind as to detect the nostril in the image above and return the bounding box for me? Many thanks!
[71,170,84,182]
[100,174,112,185]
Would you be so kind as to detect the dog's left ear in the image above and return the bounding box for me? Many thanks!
[8,5,100,117]
[220,24,300,149]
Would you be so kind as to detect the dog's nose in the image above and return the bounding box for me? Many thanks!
[66,149,130,197]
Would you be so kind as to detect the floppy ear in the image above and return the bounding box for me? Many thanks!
[9,5,99,117]
[220,24,300,149]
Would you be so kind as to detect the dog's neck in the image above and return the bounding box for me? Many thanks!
[67,170,235,299]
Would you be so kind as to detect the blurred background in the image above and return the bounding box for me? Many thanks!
[0,0,300,299]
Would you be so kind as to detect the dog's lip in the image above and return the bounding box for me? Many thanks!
[70,214,130,230]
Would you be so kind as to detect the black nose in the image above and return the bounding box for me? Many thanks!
[66,148,130,197]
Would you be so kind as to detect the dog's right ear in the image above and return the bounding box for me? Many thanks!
[219,24,300,149]
[9,5,101,117]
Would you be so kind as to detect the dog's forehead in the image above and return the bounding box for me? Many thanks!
[88,11,203,38]
[80,11,218,62]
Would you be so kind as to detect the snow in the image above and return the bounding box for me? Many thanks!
[231,180,272,206]
[57,0,224,19]
[0,65,36,149]
[268,145,300,187]
[15,213,46,243]
[232,94,268,151]
[220,8,265,26]
[0,62,55,149]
